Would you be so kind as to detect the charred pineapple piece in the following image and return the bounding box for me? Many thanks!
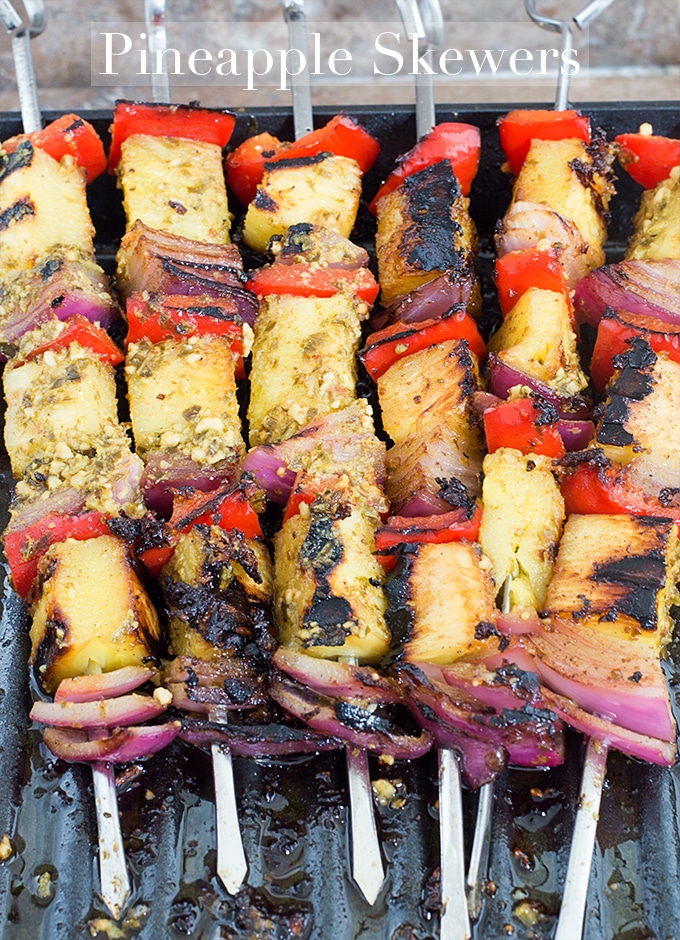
[377,339,480,446]
[385,541,499,665]
[29,535,161,693]
[488,287,588,397]
[375,160,479,306]
[480,448,565,609]
[3,340,120,478]
[247,292,368,446]
[0,141,95,277]
[269,222,369,267]
[162,526,274,664]
[543,513,680,653]
[627,166,680,261]
[243,153,362,254]
[594,338,680,496]
[274,490,389,664]
[117,134,232,243]
[125,335,244,465]
[512,136,614,271]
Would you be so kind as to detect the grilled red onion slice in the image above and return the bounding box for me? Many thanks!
[5,487,85,533]
[557,419,595,451]
[54,666,155,703]
[487,354,592,420]
[540,688,676,765]
[179,717,343,756]
[270,676,432,759]
[141,451,237,517]
[273,647,402,705]
[42,722,181,764]
[30,692,168,729]
[575,259,680,328]
[376,274,479,330]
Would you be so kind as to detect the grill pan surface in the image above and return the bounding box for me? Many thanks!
[0,103,679,940]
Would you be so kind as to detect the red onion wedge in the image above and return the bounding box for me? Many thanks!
[273,647,402,705]
[179,717,343,756]
[30,692,169,729]
[270,676,432,760]
[54,666,156,703]
[487,354,592,420]
[374,272,481,330]
[557,419,595,452]
[42,722,181,764]
[575,259,680,329]
[141,451,237,518]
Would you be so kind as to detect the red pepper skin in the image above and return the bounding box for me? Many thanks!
[248,263,379,304]
[3,114,107,182]
[23,315,124,367]
[615,132,680,189]
[561,461,680,524]
[483,398,566,458]
[369,122,481,214]
[140,486,263,577]
[590,309,680,392]
[225,113,380,205]
[108,101,237,172]
[498,109,591,177]
[495,249,570,317]
[283,491,316,523]
[375,506,482,570]
[360,309,486,381]
[5,511,110,598]
[125,293,246,378]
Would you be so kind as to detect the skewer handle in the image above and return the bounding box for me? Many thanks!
[92,762,131,920]
[212,743,248,895]
[0,0,45,134]
[554,738,608,940]
[439,748,471,940]
[145,0,170,103]
[282,0,313,138]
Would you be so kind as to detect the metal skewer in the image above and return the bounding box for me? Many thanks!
[524,6,618,936]
[282,0,313,138]
[145,0,170,103]
[138,13,250,895]
[391,3,470,934]
[1,0,133,919]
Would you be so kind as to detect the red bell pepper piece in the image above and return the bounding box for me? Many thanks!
[5,511,110,598]
[495,249,570,317]
[369,122,481,214]
[140,485,264,576]
[560,460,680,524]
[248,263,378,304]
[2,114,107,182]
[109,101,237,172]
[498,109,591,177]
[126,293,246,378]
[615,131,680,189]
[360,309,486,381]
[225,113,380,205]
[589,309,680,392]
[483,398,566,458]
[375,505,483,570]
[23,315,124,367]
[283,490,317,523]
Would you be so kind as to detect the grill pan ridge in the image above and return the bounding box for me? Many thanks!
[0,103,678,940]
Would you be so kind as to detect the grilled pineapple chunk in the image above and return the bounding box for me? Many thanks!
[0,142,94,276]
[29,535,161,693]
[163,526,273,663]
[275,491,389,664]
[480,448,565,609]
[513,137,613,269]
[595,339,680,490]
[247,292,367,446]
[377,339,479,446]
[4,342,119,478]
[126,335,244,464]
[243,153,362,254]
[543,514,680,651]
[117,134,231,243]
[627,166,680,261]
[386,541,498,665]
[375,160,479,305]
[488,287,587,397]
